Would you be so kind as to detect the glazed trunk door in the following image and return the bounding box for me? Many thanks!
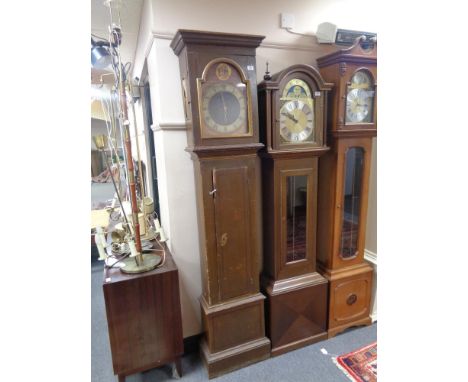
[212,166,254,301]
[276,159,317,280]
[332,141,371,269]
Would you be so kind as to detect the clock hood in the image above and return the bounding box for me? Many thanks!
[317,36,377,68]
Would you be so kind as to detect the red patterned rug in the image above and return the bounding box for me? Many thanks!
[334,342,377,382]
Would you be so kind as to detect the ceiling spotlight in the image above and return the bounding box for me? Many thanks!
[91,44,112,69]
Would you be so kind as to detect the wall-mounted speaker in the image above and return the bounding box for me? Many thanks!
[316,22,338,44]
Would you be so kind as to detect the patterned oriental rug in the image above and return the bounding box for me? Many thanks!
[334,342,377,382]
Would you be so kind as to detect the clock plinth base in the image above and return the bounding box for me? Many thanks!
[199,293,271,378]
[200,337,270,379]
[317,262,373,338]
[271,331,328,357]
[262,272,328,356]
[327,316,372,339]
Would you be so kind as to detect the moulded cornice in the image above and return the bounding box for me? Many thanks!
[186,142,264,158]
[259,146,330,159]
[329,129,377,139]
[170,29,265,56]
[263,272,327,296]
[146,30,338,57]
[151,121,187,132]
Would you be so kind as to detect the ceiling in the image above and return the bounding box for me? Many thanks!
[91,0,144,84]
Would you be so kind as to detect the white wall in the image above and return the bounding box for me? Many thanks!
[151,0,379,45]
[365,138,377,321]
[145,37,202,337]
[133,0,378,337]
[365,138,377,254]
[133,0,154,81]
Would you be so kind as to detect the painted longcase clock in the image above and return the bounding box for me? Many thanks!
[171,30,270,379]
[258,64,333,356]
[316,36,377,338]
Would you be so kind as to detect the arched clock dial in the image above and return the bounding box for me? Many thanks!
[345,70,375,123]
[197,60,252,138]
[279,100,314,143]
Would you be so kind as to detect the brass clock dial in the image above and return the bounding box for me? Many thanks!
[279,79,315,143]
[197,60,252,138]
[346,70,374,124]
[202,82,247,134]
[279,100,314,143]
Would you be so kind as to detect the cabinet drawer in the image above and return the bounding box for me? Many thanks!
[329,273,371,326]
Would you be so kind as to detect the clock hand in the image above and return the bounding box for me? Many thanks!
[281,112,298,124]
[221,92,228,122]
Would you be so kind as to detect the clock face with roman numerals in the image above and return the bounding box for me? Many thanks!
[198,61,252,138]
[345,70,375,124]
[202,82,247,134]
[279,100,314,143]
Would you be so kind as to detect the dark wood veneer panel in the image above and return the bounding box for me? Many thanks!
[213,166,252,300]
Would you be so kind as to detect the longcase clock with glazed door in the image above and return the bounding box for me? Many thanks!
[258,64,333,356]
[316,36,377,338]
[170,30,270,379]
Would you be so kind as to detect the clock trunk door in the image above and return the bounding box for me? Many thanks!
[276,158,318,280]
[200,157,258,303]
[332,138,372,269]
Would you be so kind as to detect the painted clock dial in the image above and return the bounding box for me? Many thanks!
[202,82,246,134]
[279,79,315,144]
[345,70,375,124]
[199,61,252,138]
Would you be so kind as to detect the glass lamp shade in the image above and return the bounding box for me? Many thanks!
[91,45,112,69]
[93,134,108,150]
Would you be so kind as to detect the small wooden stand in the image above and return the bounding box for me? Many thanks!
[103,246,183,381]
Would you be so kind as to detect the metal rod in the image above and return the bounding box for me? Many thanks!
[119,76,143,263]
[128,82,146,201]
[102,149,129,226]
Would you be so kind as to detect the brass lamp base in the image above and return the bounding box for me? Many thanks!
[120,251,162,274]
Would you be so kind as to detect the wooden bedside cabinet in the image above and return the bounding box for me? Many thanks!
[103,247,183,381]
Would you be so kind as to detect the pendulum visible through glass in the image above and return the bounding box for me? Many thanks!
[286,175,308,262]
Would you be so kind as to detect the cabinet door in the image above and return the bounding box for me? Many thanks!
[332,138,372,268]
[329,271,372,328]
[200,156,259,304]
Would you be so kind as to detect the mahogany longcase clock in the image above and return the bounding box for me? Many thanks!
[258,64,333,356]
[316,36,377,338]
[171,30,270,378]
